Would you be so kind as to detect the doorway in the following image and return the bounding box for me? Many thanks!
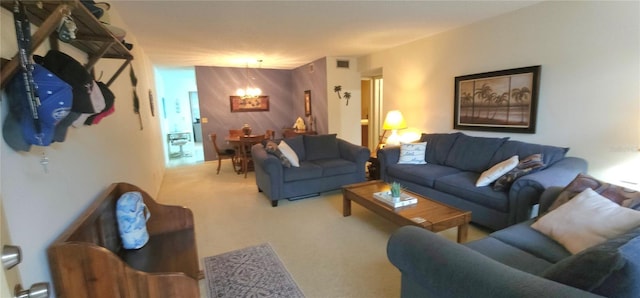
[361,76,383,153]
[165,91,205,167]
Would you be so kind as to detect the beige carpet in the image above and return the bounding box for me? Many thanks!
[157,161,489,298]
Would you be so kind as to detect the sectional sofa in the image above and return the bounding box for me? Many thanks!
[387,182,640,297]
[378,132,587,230]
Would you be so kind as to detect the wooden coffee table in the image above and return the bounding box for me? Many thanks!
[342,180,472,243]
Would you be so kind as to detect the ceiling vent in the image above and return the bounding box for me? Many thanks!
[336,59,350,69]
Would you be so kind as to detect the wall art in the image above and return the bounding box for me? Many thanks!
[230,95,269,112]
[454,65,540,133]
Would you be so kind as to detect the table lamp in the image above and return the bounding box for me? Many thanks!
[382,110,407,146]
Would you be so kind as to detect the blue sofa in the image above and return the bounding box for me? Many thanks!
[378,132,587,230]
[387,187,640,298]
[251,134,370,207]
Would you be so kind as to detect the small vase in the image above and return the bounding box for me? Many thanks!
[242,124,252,136]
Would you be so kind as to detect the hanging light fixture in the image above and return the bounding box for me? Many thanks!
[236,59,262,98]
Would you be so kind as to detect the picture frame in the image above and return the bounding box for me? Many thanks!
[454,65,540,133]
[230,95,270,112]
[304,90,312,116]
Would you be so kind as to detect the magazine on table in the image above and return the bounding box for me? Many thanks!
[373,191,417,208]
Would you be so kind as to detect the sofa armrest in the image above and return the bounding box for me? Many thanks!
[387,226,602,298]
[251,144,283,177]
[508,157,587,221]
[377,146,401,181]
[539,186,564,214]
[337,138,370,164]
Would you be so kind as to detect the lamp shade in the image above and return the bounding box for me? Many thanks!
[382,110,407,130]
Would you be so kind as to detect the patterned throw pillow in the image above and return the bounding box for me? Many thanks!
[264,141,291,168]
[397,142,427,164]
[476,155,519,187]
[492,153,545,191]
[548,173,640,212]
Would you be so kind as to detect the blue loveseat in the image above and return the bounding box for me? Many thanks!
[251,134,370,206]
[378,132,588,230]
[387,186,640,298]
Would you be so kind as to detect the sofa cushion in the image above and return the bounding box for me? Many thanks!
[283,135,305,161]
[444,134,509,172]
[419,132,462,165]
[532,188,640,254]
[465,236,553,275]
[491,219,571,263]
[492,153,545,191]
[489,140,568,169]
[434,171,509,212]
[283,161,322,182]
[304,134,340,161]
[592,233,640,297]
[310,159,357,176]
[550,173,640,212]
[387,163,461,188]
[398,142,427,164]
[541,227,640,292]
[476,155,518,187]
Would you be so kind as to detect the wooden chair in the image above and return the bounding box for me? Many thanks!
[228,129,243,138]
[209,133,238,174]
[265,129,275,140]
[239,135,265,178]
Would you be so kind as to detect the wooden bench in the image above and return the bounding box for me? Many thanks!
[48,182,200,297]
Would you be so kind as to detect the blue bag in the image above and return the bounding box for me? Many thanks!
[116,191,151,249]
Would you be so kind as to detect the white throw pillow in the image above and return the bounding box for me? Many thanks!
[531,188,640,254]
[278,140,300,167]
[475,155,519,187]
[397,142,427,164]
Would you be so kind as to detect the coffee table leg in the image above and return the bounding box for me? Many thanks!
[343,197,352,216]
[457,223,469,243]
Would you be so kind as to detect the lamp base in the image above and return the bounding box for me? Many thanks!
[386,130,401,146]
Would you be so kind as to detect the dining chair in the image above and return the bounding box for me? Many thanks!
[264,129,275,140]
[238,135,265,178]
[209,133,237,174]
[228,129,243,138]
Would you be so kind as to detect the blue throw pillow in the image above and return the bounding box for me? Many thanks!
[283,135,305,161]
[542,227,640,291]
[419,133,462,165]
[489,140,569,169]
[444,134,509,172]
[304,134,339,161]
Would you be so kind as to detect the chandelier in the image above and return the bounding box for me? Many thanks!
[236,60,262,98]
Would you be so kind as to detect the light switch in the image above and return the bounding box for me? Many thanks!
[201,117,208,123]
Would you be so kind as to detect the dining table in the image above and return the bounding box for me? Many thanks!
[225,134,265,176]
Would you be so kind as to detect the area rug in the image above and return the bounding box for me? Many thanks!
[204,243,305,298]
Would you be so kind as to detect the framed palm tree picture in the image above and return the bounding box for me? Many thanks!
[454,65,541,133]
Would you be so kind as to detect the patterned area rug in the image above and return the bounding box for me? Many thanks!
[204,243,305,298]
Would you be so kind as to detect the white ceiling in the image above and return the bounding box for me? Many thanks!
[110,1,540,70]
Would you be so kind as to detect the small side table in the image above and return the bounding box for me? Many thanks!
[367,155,380,180]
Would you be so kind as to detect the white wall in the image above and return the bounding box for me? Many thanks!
[359,1,640,185]
[326,57,362,144]
[0,7,164,291]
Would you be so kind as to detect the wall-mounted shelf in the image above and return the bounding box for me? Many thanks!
[0,0,133,89]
